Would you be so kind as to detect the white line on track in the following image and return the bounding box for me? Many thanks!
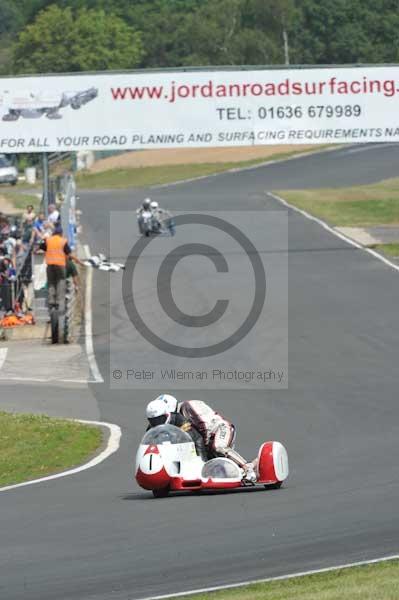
[340,142,399,155]
[0,347,8,371]
[0,419,121,492]
[341,146,388,155]
[269,192,399,274]
[83,243,104,382]
[137,554,399,600]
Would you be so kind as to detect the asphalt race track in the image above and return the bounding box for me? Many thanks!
[1,143,399,600]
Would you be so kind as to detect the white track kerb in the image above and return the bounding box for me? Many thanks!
[0,419,121,493]
[83,243,104,382]
[0,347,8,371]
[137,554,399,600]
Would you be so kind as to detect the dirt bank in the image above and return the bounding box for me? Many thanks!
[90,144,316,173]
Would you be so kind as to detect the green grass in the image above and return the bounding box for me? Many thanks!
[0,411,103,487]
[76,163,237,188]
[171,560,399,600]
[0,191,41,213]
[372,243,399,257]
[76,146,332,189]
[277,178,399,226]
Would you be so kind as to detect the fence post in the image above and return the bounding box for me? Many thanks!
[60,174,77,251]
[42,153,50,217]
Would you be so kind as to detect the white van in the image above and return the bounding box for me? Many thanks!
[0,155,18,185]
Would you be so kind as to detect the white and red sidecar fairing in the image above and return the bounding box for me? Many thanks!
[135,424,288,498]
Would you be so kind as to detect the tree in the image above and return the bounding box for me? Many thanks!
[6,0,399,75]
[0,1,24,35]
[13,5,143,74]
[121,0,201,68]
[181,0,281,66]
[241,0,297,64]
[293,0,399,64]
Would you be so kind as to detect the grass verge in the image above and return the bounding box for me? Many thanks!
[0,411,102,487]
[372,243,399,257]
[276,177,399,227]
[171,560,399,600]
[0,190,41,213]
[77,162,237,188]
[76,146,332,189]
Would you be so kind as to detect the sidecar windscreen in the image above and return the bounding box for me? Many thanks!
[142,424,193,445]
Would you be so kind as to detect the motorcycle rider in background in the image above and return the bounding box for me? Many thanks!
[146,394,257,483]
[136,198,153,235]
[137,198,175,236]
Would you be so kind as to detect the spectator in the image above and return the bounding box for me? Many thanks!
[0,257,16,313]
[22,220,34,245]
[0,256,15,279]
[39,224,70,313]
[32,212,46,248]
[42,221,54,239]
[47,204,60,225]
[2,231,17,265]
[15,240,33,312]
[33,212,45,235]
[0,214,10,239]
[22,204,36,225]
[0,255,11,277]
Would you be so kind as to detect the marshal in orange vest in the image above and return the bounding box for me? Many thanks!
[45,234,68,267]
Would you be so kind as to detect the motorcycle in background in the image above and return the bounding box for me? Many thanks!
[137,209,176,237]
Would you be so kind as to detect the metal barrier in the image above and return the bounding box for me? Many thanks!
[64,277,77,343]
[42,152,74,216]
[59,173,77,250]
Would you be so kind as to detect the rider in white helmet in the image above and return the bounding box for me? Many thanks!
[146,395,207,460]
[149,200,164,232]
[150,200,175,236]
[136,198,154,234]
[146,394,178,427]
[146,396,257,483]
[137,198,151,214]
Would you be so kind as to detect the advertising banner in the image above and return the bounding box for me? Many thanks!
[1,66,399,152]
